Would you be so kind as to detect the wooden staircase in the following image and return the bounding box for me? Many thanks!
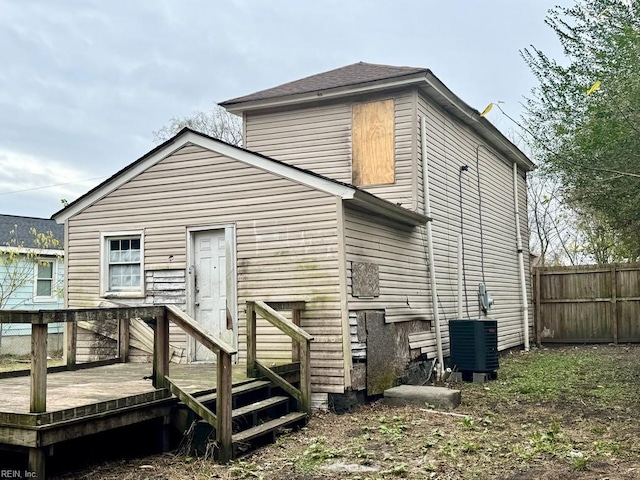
[172,370,308,459]
[159,302,312,461]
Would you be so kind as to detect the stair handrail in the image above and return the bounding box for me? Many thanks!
[246,300,313,414]
[159,305,236,463]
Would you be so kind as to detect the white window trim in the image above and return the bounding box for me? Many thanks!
[32,257,58,302]
[100,231,145,298]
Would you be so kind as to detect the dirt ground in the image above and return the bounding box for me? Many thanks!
[55,345,640,479]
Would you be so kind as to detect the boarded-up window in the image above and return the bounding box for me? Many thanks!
[352,99,395,186]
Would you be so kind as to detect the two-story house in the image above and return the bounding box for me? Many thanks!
[53,62,534,407]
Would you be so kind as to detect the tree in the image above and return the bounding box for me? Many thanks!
[521,0,640,260]
[153,105,243,146]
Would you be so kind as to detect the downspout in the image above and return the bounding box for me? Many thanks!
[421,116,445,376]
[513,163,530,351]
[457,233,463,319]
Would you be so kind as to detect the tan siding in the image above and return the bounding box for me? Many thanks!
[244,91,417,211]
[416,93,532,352]
[66,145,344,393]
[344,208,432,323]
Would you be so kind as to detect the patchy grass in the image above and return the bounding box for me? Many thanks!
[0,353,63,372]
[54,345,640,479]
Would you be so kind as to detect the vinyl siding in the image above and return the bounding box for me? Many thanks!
[0,255,64,336]
[66,144,344,393]
[416,93,532,352]
[244,91,417,211]
[344,208,431,324]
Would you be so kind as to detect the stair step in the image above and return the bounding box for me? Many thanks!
[232,411,307,445]
[195,380,271,403]
[232,396,289,419]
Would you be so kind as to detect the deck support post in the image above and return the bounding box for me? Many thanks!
[246,302,257,377]
[292,308,301,362]
[28,447,46,479]
[118,316,130,362]
[30,318,47,413]
[299,338,311,415]
[152,310,169,389]
[216,350,233,463]
[64,321,77,368]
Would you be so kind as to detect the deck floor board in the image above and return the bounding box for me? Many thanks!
[0,363,246,414]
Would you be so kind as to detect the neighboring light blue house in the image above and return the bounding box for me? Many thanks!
[0,214,64,355]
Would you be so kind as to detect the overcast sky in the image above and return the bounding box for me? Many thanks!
[0,0,572,219]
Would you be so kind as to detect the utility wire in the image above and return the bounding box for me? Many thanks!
[0,176,107,196]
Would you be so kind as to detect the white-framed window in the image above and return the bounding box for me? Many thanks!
[100,231,144,297]
[33,258,57,301]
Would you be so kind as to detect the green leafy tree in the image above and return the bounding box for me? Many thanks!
[521,0,640,261]
[153,105,242,146]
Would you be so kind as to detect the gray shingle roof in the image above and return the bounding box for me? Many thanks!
[220,62,428,106]
[0,214,64,250]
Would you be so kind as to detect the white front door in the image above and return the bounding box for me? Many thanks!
[193,229,228,362]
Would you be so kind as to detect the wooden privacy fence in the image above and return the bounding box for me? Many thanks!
[534,263,640,344]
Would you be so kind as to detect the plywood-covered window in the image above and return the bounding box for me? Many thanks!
[352,99,395,186]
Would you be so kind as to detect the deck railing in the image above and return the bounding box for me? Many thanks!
[245,300,313,414]
[0,307,165,413]
[162,305,236,462]
[0,306,238,463]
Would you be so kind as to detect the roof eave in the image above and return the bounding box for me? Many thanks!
[220,72,429,114]
[421,72,535,171]
[346,191,429,227]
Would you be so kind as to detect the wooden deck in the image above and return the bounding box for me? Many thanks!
[0,363,244,415]
[0,362,248,478]
[0,303,311,477]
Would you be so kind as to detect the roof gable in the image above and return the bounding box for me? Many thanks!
[221,62,428,107]
[53,129,427,226]
[221,62,534,171]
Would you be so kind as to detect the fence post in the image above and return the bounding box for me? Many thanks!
[535,268,542,346]
[246,302,257,377]
[611,265,618,344]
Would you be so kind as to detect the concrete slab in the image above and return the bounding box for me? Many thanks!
[383,385,461,410]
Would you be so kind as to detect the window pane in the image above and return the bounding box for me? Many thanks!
[38,262,53,279]
[107,235,142,291]
[109,264,141,289]
[37,279,52,297]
